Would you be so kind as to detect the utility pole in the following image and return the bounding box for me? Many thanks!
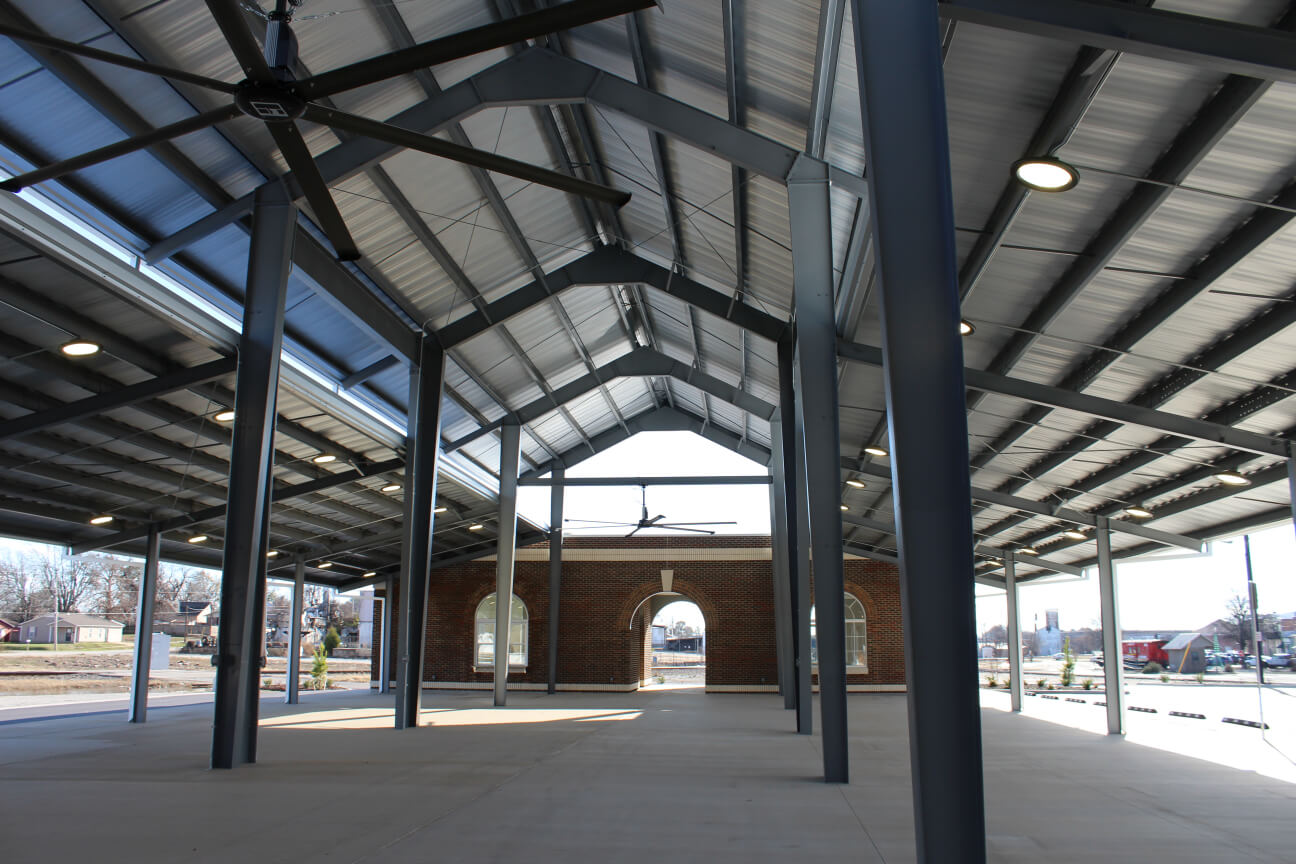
[1243,535,1264,686]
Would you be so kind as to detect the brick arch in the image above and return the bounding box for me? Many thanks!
[617,576,719,632]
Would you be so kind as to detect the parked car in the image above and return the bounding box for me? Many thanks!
[1262,654,1292,669]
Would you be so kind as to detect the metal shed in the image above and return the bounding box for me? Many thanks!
[1163,632,1213,674]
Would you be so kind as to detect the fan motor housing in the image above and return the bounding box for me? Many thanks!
[234,84,306,122]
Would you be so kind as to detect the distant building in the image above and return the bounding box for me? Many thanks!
[1163,633,1212,674]
[0,618,19,642]
[19,613,124,644]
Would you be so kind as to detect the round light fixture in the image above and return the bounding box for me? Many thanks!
[1017,546,1038,556]
[468,523,484,531]
[312,454,337,464]
[317,561,333,569]
[381,483,401,493]
[434,505,448,513]
[840,504,849,511]
[60,340,100,357]
[846,479,866,489]
[1013,157,1079,192]
[363,571,377,579]
[89,515,113,525]
[1062,528,1088,541]
[864,446,888,458]
[187,535,208,544]
[1213,469,1250,487]
[1122,505,1154,519]
[959,319,975,336]
[214,409,235,422]
[266,549,279,559]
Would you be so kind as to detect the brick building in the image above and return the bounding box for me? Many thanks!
[371,535,904,693]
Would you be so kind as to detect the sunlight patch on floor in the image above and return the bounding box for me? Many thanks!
[260,706,643,730]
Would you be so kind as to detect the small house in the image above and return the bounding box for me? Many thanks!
[0,618,19,642]
[19,613,124,644]
[1163,633,1212,674]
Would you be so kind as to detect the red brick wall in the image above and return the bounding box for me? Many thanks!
[370,537,905,691]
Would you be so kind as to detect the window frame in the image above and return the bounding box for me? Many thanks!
[810,592,869,674]
[473,592,528,671]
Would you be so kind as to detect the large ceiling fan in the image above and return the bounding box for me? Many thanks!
[0,0,649,261]
[565,485,737,537]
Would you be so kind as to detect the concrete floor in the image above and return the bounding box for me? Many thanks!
[1,687,1293,863]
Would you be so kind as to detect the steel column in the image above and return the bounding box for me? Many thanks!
[494,423,522,706]
[1287,445,1296,543]
[127,527,160,723]
[379,574,393,694]
[547,465,564,695]
[788,162,846,781]
[768,418,794,709]
[1004,552,1022,712]
[1096,516,1124,734]
[781,336,813,732]
[851,0,984,856]
[210,182,295,769]
[285,558,304,705]
[395,338,446,729]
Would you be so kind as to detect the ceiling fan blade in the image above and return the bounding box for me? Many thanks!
[563,519,640,526]
[1208,289,1293,302]
[297,0,657,100]
[303,105,630,207]
[648,514,666,524]
[204,0,276,85]
[654,521,738,527]
[0,23,239,93]
[625,526,643,538]
[0,104,239,192]
[655,525,717,535]
[266,121,360,261]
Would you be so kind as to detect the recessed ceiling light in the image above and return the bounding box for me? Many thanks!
[266,550,279,558]
[1013,157,1078,192]
[187,535,208,544]
[1017,546,1038,556]
[312,454,337,464]
[468,523,484,531]
[959,319,975,336]
[1062,528,1088,541]
[317,561,333,569]
[1122,505,1154,519]
[89,515,113,525]
[864,446,888,458]
[363,571,377,579]
[1213,469,1250,486]
[60,340,100,357]
[840,504,849,511]
[846,479,866,489]
[381,483,401,493]
[434,505,448,513]
[214,409,235,422]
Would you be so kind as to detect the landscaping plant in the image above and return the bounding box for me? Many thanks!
[310,645,329,690]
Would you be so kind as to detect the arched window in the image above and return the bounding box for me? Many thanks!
[810,593,868,672]
[475,593,528,668]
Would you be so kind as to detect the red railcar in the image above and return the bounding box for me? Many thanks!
[1122,639,1169,667]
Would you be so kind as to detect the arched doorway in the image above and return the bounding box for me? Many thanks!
[649,599,705,687]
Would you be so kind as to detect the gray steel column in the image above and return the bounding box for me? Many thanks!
[1096,516,1124,734]
[781,335,813,733]
[788,162,847,782]
[211,181,295,769]
[127,527,160,723]
[851,1,985,856]
[1004,552,1023,712]
[285,557,304,705]
[379,574,393,694]
[547,465,564,695]
[494,423,522,707]
[395,337,445,729]
[768,420,794,707]
[1287,445,1295,542]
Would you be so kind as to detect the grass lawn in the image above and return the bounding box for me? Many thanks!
[0,641,130,652]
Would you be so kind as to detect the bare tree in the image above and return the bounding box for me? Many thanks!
[0,554,44,621]
[31,552,96,613]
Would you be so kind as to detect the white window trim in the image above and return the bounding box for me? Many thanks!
[473,592,528,671]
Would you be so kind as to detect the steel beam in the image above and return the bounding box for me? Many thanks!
[211,183,295,770]
[838,339,1289,457]
[547,466,564,695]
[0,357,236,443]
[1095,517,1124,734]
[379,574,394,694]
[789,348,814,735]
[1289,445,1296,544]
[1004,552,1023,712]
[939,0,1296,84]
[787,161,846,780]
[285,558,305,705]
[518,475,770,487]
[494,424,522,707]
[975,547,1085,577]
[852,1,985,857]
[127,527,159,723]
[395,339,445,729]
[768,417,795,711]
